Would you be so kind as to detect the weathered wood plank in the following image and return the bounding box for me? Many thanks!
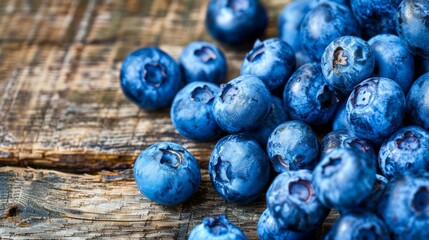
[0,167,338,239]
[0,0,288,173]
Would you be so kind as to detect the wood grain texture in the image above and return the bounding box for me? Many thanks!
[0,0,285,173]
[0,167,338,239]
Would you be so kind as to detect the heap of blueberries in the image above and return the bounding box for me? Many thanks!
[121,0,429,239]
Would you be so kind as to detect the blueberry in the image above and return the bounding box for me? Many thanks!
[378,170,429,239]
[245,95,288,147]
[208,134,270,204]
[133,142,201,205]
[325,210,391,240]
[313,148,376,209]
[407,73,429,130]
[300,1,360,60]
[347,77,406,142]
[241,38,296,91]
[283,63,340,126]
[179,41,227,84]
[332,100,351,131]
[321,36,375,94]
[267,170,330,231]
[267,121,319,172]
[120,47,182,110]
[189,215,247,240]
[396,0,429,58]
[205,0,268,46]
[257,208,317,240]
[368,34,415,94]
[170,81,223,141]
[378,126,429,179]
[213,75,271,133]
[320,129,376,162]
[358,174,388,212]
[350,0,401,38]
[277,0,314,67]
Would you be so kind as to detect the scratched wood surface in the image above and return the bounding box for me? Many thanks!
[0,0,339,239]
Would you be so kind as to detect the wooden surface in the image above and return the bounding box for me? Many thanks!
[0,0,338,239]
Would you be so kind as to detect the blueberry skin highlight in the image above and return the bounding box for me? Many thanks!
[347,77,406,142]
[133,142,201,205]
[278,0,313,52]
[170,81,222,141]
[267,121,319,172]
[277,0,314,67]
[321,36,375,94]
[300,1,360,61]
[283,63,340,126]
[241,38,296,91]
[245,95,288,147]
[179,41,227,84]
[205,0,268,46]
[369,34,415,94]
[407,73,429,130]
[213,75,271,133]
[189,215,248,240]
[396,0,429,58]
[350,0,401,38]
[332,100,351,131]
[257,208,317,240]
[320,129,376,162]
[208,134,270,204]
[378,171,429,239]
[378,126,429,179]
[325,210,391,240]
[267,170,330,231]
[313,148,376,209]
[120,47,182,110]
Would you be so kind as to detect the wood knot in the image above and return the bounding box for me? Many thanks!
[4,205,21,218]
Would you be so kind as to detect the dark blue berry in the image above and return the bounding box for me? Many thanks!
[313,148,376,209]
[379,126,429,179]
[300,1,360,60]
[120,47,182,110]
[283,63,340,126]
[267,170,330,231]
[170,81,223,141]
[209,134,270,204]
[369,34,415,94]
[407,73,429,131]
[205,0,268,46]
[347,77,406,142]
[179,41,227,84]
[241,38,296,91]
[267,121,319,172]
[213,75,271,133]
[321,36,375,94]
[133,142,201,205]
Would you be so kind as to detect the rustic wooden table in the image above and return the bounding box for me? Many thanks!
[0,0,338,239]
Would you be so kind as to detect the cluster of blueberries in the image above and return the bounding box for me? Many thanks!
[121,0,429,239]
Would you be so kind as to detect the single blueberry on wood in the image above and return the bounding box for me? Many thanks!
[120,47,182,110]
[133,142,201,205]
